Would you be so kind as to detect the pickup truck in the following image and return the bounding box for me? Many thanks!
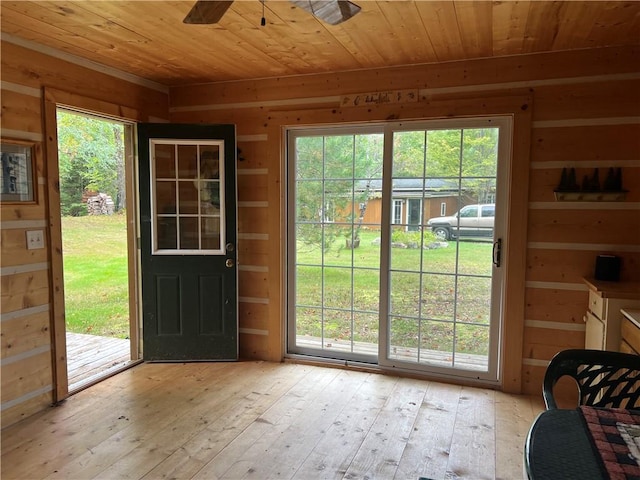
[426,204,495,240]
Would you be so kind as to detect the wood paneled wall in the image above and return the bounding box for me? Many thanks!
[169,45,640,396]
[1,37,638,430]
[0,39,169,428]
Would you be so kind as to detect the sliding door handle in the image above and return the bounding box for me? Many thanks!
[492,238,502,268]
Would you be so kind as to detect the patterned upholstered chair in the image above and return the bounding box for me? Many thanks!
[542,349,640,409]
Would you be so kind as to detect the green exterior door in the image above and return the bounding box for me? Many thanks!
[138,123,237,361]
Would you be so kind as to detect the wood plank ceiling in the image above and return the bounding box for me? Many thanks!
[1,1,639,86]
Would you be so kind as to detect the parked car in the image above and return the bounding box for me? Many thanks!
[427,204,495,240]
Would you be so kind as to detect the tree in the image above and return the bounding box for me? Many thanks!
[397,127,498,202]
[293,127,499,251]
[392,130,428,177]
[460,128,498,203]
[57,111,125,216]
[295,133,383,252]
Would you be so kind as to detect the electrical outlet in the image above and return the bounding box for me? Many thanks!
[26,230,44,250]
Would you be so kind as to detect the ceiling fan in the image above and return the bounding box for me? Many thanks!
[184,0,361,26]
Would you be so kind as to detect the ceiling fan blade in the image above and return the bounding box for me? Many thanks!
[290,0,361,25]
[184,0,234,24]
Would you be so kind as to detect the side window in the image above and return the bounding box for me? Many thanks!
[392,199,403,224]
[459,206,478,218]
[482,205,495,218]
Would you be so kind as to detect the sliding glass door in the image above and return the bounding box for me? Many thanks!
[287,117,512,383]
[287,127,384,362]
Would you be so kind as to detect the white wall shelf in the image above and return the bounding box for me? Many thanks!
[554,191,627,201]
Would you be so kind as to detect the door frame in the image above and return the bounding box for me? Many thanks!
[44,88,143,401]
[285,117,511,385]
[277,94,533,392]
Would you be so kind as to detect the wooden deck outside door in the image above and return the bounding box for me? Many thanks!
[138,123,238,361]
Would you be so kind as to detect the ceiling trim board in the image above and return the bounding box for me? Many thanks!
[169,72,639,111]
[1,33,168,94]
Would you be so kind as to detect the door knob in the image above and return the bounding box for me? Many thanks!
[225,259,234,268]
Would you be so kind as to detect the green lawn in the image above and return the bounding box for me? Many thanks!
[61,215,494,355]
[295,229,494,355]
[62,214,130,338]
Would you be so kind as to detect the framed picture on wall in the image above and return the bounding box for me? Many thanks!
[0,140,36,203]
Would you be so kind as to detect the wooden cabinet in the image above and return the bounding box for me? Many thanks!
[620,309,640,355]
[583,278,640,351]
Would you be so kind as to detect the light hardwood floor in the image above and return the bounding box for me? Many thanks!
[1,361,544,480]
